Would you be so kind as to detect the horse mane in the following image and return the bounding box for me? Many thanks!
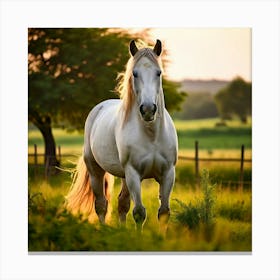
[115,45,163,124]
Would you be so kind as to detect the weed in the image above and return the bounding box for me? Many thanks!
[173,199,200,229]
[174,169,216,235]
[200,169,216,226]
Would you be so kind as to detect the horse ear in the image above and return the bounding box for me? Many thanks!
[129,40,138,56]
[153,39,162,56]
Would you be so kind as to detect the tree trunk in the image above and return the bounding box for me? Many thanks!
[29,110,60,173]
[39,118,60,168]
[240,115,247,124]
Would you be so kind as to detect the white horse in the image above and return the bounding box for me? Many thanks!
[66,40,178,230]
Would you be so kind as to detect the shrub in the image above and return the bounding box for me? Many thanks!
[174,169,216,231]
[174,199,200,229]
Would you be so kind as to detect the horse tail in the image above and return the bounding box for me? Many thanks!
[104,171,114,222]
[65,156,114,222]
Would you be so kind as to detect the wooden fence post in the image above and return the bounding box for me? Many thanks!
[45,156,50,180]
[195,140,199,187]
[58,145,61,163]
[239,144,245,191]
[34,144,38,166]
[34,144,38,177]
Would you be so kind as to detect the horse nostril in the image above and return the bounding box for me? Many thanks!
[140,105,145,116]
[152,104,157,114]
[140,103,157,117]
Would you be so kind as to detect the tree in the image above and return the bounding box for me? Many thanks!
[214,77,252,123]
[174,92,218,120]
[29,28,133,169]
[162,79,186,112]
[28,28,185,169]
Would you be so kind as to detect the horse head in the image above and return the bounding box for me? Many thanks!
[129,40,163,122]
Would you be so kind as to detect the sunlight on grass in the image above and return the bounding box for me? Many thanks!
[174,117,252,130]
[179,148,252,159]
[28,170,252,252]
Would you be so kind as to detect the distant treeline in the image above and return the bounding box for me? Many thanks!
[173,91,219,120]
[173,77,252,123]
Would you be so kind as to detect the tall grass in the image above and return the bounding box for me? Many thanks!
[175,162,251,190]
[174,169,216,243]
[28,169,251,252]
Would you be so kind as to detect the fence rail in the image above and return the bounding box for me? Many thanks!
[178,156,251,162]
[29,142,252,189]
[177,141,252,190]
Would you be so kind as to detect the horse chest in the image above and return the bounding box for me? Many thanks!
[129,143,169,180]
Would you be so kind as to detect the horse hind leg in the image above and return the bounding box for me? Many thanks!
[84,154,108,224]
[91,173,108,223]
[118,179,131,224]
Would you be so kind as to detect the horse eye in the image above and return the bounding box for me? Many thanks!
[157,70,162,77]
[133,70,138,78]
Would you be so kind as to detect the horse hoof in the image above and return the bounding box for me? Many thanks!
[133,206,146,224]
[158,207,170,221]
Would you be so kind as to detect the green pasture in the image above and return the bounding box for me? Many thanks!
[28,118,252,252]
[29,170,251,251]
[28,118,252,186]
[174,118,252,150]
[28,118,252,154]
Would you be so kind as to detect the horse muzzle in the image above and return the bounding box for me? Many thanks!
[139,103,157,122]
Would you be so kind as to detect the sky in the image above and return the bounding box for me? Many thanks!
[147,28,251,82]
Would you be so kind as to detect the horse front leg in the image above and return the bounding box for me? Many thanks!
[158,167,175,233]
[125,165,146,232]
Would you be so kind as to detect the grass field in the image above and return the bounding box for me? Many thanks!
[28,118,252,154]
[175,118,252,150]
[29,171,251,251]
[28,118,252,252]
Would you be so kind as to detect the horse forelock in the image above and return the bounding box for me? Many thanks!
[116,48,162,125]
[133,48,161,68]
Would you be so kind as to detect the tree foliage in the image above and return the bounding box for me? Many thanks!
[163,79,186,112]
[214,77,252,123]
[174,92,218,120]
[28,28,185,167]
[28,28,133,130]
